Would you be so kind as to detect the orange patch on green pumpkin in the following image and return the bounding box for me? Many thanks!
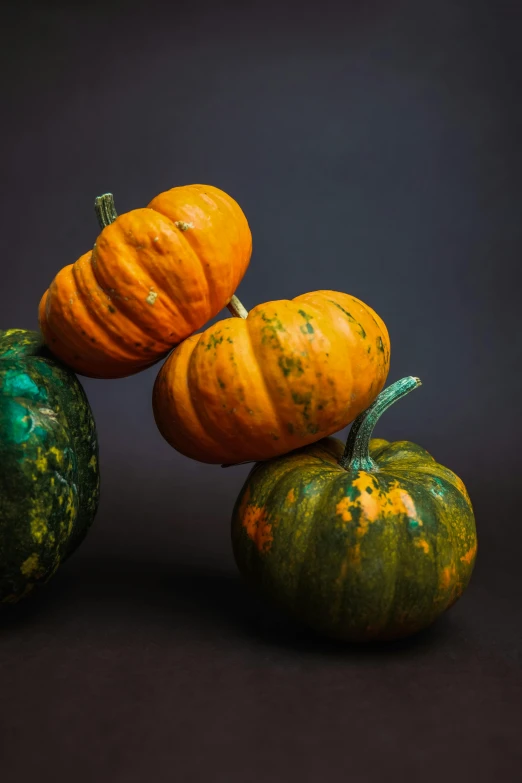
[241,504,273,553]
[286,488,296,503]
[335,475,422,572]
[460,542,477,565]
[439,564,457,591]
[384,481,417,519]
[335,475,420,533]
[335,496,353,523]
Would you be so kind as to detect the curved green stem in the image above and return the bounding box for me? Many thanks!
[226,295,248,319]
[339,376,422,472]
[95,193,118,230]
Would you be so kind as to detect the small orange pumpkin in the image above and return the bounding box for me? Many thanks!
[152,291,390,464]
[38,185,252,378]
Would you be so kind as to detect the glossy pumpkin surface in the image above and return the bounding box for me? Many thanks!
[231,377,476,641]
[39,185,252,378]
[0,329,99,604]
[153,290,390,464]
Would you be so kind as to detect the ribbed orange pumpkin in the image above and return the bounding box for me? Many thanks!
[152,291,391,464]
[38,185,252,378]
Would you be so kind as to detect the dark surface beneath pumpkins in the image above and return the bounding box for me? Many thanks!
[1,0,522,781]
[1,477,521,783]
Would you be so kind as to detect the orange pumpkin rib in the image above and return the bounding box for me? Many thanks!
[154,220,219,331]
[152,335,227,461]
[154,318,285,464]
[247,299,354,442]
[38,289,90,372]
[176,225,225,319]
[295,291,389,411]
[91,209,203,345]
[242,316,293,451]
[149,185,252,315]
[245,302,315,446]
[348,294,391,373]
[181,319,280,462]
[355,295,390,342]
[39,291,120,379]
[41,259,165,377]
[72,252,160,358]
[46,264,130,364]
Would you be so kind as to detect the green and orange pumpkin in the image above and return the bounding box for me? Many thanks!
[153,291,390,464]
[231,376,477,641]
[39,185,252,378]
[0,329,99,604]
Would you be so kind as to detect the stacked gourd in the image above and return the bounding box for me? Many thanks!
[1,184,477,641]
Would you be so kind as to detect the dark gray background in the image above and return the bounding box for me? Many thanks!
[1,0,521,780]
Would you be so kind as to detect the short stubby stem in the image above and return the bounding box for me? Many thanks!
[95,193,118,229]
[339,376,422,472]
[226,295,249,319]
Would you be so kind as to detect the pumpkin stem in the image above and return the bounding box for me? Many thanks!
[226,295,249,319]
[339,376,422,472]
[95,193,118,229]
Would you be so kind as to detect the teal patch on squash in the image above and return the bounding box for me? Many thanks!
[0,329,100,604]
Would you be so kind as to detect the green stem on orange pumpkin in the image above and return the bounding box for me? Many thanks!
[226,295,248,319]
[339,376,422,472]
[95,193,118,229]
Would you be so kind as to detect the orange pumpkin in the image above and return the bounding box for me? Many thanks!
[38,185,252,378]
[152,291,390,464]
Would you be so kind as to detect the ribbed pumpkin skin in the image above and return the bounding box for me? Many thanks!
[153,290,390,464]
[39,185,252,378]
[0,329,99,604]
[231,436,476,641]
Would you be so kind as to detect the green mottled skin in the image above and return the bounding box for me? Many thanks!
[232,434,477,642]
[0,329,99,604]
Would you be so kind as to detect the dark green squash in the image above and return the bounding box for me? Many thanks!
[232,376,477,641]
[0,329,99,604]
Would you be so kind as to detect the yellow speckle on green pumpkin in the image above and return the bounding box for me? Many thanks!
[34,448,48,472]
[20,553,40,577]
[48,446,63,463]
[31,516,48,543]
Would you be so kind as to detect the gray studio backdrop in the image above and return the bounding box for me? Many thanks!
[2,0,520,593]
